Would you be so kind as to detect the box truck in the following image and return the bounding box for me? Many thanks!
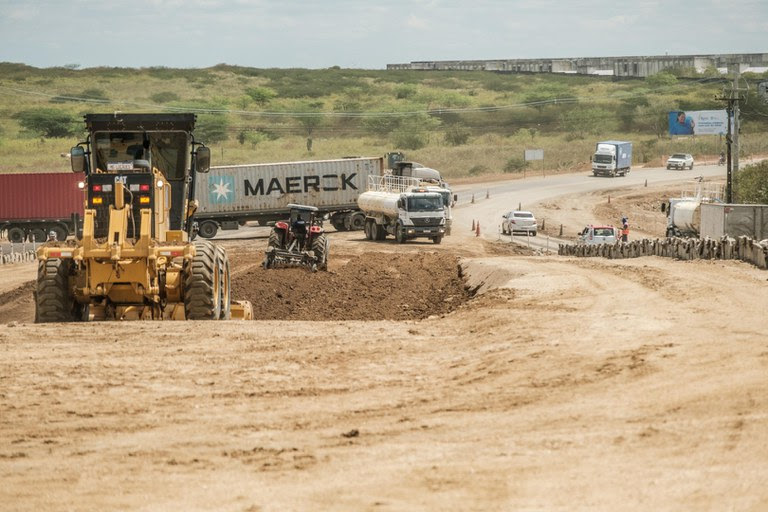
[592,141,632,177]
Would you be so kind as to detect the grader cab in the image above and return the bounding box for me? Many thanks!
[35,113,252,321]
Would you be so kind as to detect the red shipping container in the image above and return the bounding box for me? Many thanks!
[0,172,85,220]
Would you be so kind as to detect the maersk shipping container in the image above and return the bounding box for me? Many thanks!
[700,203,768,240]
[0,172,85,242]
[193,157,384,238]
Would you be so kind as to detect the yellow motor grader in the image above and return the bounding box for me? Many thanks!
[35,113,251,321]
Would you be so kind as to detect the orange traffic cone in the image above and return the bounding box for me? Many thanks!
[475,221,481,237]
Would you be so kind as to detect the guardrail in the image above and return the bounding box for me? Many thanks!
[559,236,768,270]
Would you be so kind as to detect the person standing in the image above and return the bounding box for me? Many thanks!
[621,222,629,242]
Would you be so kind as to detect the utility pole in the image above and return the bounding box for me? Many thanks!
[716,69,746,203]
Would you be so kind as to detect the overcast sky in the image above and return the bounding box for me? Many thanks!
[0,0,766,69]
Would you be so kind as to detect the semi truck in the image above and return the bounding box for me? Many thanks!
[193,157,385,238]
[192,156,453,238]
[592,140,632,177]
[359,175,447,244]
[0,172,84,243]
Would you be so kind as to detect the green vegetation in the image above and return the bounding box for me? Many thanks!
[735,160,768,204]
[1,62,768,194]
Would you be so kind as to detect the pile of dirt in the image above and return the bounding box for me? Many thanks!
[231,251,472,321]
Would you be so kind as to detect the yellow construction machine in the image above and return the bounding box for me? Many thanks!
[35,113,252,321]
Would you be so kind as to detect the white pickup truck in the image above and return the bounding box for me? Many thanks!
[578,225,618,245]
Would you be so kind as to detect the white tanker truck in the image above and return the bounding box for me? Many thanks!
[661,181,724,237]
[358,175,447,244]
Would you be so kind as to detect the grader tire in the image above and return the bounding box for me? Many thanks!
[216,246,231,320]
[184,241,222,320]
[36,258,80,323]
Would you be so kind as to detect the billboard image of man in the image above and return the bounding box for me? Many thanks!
[669,111,695,135]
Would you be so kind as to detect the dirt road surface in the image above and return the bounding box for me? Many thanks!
[2,184,768,511]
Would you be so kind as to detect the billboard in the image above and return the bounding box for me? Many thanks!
[668,110,729,136]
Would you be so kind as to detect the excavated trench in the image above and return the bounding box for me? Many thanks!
[231,251,473,321]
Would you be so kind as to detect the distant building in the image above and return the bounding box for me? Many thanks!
[387,53,768,78]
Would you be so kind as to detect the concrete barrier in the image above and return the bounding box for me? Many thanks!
[559,236,768,270]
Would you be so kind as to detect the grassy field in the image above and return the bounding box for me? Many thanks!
[1,63,767,178]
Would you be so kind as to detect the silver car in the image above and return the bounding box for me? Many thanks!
[501,210,537,236]
[666,153,694,170]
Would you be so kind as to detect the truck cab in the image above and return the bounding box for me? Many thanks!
[578,225,618,245]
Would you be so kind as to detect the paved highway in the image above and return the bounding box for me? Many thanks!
[450,163,730,250]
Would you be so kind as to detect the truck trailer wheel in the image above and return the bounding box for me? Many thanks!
[52,225,68,242]
[349,212,366,231]
[29,228,46,243]
[184,241,222,320]
[198,221,218,239]
[8,227,25,244]
[36,258,80,323]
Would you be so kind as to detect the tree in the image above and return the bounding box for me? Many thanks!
[14,108,78,138]
[245,86,277,106]
[391,114,441,150]
[734,161,768,204]
[444,124,471,146]
[195,114,229,144]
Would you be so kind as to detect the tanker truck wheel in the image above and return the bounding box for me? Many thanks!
[395,223,406,244]
[183,241,222,320]
[36,258,81,323]
[364,220,373,240]
[215,246,231,320]
[311,234,329,271]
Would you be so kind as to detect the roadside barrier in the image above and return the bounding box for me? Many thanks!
[0,244,38,266]
[559,236,768,270]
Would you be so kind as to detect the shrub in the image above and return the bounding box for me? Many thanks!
[734,160,768,203]
[150,91,180,103]
[444,124,471,146]
[245,86,277,105]
[468,164,488,176]
[503,156,529,173]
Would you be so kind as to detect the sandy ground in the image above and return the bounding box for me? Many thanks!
[1,185,768,511]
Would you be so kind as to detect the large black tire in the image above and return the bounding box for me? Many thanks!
[311,234,329,270]
[395,223,406,244]
[36,258,80,323]
[52,225,69,242]
[8,227,25,243]
[184,241,221,320]
[267,229,284,250]
[198,221,218,239]
[364,220,373,240]
[215,246,231,320]
[433,235,443,245]
[29,228,46,243]
[372,222,386,241]
[330,217,347,232]
[349,212,366,231]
